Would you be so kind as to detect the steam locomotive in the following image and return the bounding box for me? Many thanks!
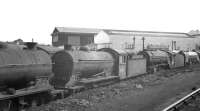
[0,42,52,110]
[0,42,200,110]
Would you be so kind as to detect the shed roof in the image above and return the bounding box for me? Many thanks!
[52,27,195,38]
[53,27,101,34]
[104,29,194,38]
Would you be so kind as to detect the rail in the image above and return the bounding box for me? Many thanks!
[162,88,200,111]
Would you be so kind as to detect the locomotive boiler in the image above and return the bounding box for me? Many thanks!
[50,49,115,88]
[0,42,52,92]
[138,50,170,72]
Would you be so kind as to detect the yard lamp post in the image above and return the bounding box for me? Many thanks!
[142,37,145,51]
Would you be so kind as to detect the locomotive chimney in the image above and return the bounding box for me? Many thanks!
[25,42,37,50]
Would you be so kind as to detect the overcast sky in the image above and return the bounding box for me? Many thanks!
[0,0,199,44]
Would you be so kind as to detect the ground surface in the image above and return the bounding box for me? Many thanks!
[28,66,200,111]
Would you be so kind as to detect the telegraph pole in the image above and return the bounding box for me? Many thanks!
[133,36,135,49]
[174,41,176,50]
[142,37,145,51]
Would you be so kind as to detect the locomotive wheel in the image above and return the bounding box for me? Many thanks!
[0,105,10,111]
[38,96,45,105]
[30,95,46,107]
[0,100,19,111]
[40,92,51,104]
[0,101,11,111]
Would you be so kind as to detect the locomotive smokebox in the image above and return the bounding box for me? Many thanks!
[0,43,52,91]
[51,50,115,88]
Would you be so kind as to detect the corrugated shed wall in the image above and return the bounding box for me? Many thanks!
[109,35,198,51]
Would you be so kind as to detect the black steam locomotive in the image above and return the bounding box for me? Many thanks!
[0,42,200,110]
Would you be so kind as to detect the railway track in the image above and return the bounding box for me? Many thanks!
[162,88,200,111]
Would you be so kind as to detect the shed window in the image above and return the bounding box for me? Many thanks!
[52,36,58,42]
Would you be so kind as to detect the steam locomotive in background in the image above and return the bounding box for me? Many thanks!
[50,45,200,89]
[0,42,200,110]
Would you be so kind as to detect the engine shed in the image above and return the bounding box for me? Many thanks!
[51,27,100,47]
